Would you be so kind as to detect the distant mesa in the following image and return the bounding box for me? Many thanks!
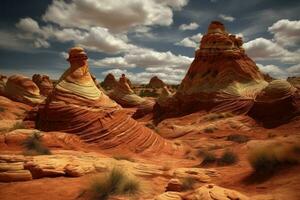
[37,47,180,154]
[148,76,166,88]
[2,74,44,106]
[32,74,53,97]
[155,21,300,127]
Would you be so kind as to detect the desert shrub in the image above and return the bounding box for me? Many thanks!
[227,134,250,143]
[248,144,300,175]
[90,168,140,200]
[218,150,238,165]
[113,155,135,162]
[22,132,51,155]
[181,177,197,191]
[204,112,234,121]
[197,150,217,165]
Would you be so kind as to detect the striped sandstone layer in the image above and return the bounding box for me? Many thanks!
[37,47,180,154]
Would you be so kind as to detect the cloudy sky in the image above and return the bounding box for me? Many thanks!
[0,0,299,84]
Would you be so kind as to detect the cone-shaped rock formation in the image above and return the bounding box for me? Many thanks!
[109,74,155,108]
[148,76,166,88]
[102,73,118,90]
[37,47,179,154]
[155,21,300,127]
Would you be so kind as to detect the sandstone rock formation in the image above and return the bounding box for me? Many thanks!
[148,76,166,88]
[102,73,118,90]
[32,74,53,96]
[156,184,250,200]
[155,21,300,126]
[109,74,155,117]
[249,80,299,127]
[37,47,180,154]
[0,96,32,120]
[3,75,44,105]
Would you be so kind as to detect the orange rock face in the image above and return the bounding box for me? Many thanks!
[155,21,300,127]
[37,47,179,154]
[3,75,44,105]
[148,76,166,88]
[32,74,53,97]
[108,74,155,118]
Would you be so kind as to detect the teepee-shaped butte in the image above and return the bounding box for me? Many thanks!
[155,21,299,127]
[37,47,180,154]
[179,21,268,98]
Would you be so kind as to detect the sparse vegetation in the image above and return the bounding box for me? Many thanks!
[227,134,250,143]
[89,167,140,200]
[197,150,217,165]
[204,112,234,121]
[181,177,197,191]
[22,132,51,155]
[248,143,300,176]
[113,155,135,162]
[218,150,238,165]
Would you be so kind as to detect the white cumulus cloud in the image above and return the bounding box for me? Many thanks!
[268,19,300,47]
[176,33,203,48]
[42,0,188,32]
[218,14,235,22]
[179,22,199,31]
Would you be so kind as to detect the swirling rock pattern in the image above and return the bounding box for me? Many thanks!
[109,74,155,117]
[155,21,300,127]
[3,75,44,105]
[37,47,179,154]
[249,80,299,127]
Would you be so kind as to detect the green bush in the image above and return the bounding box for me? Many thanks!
[227,134,250,143]
[90,168,140,200]
[218,150,238,165]
[22,132,51,155]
